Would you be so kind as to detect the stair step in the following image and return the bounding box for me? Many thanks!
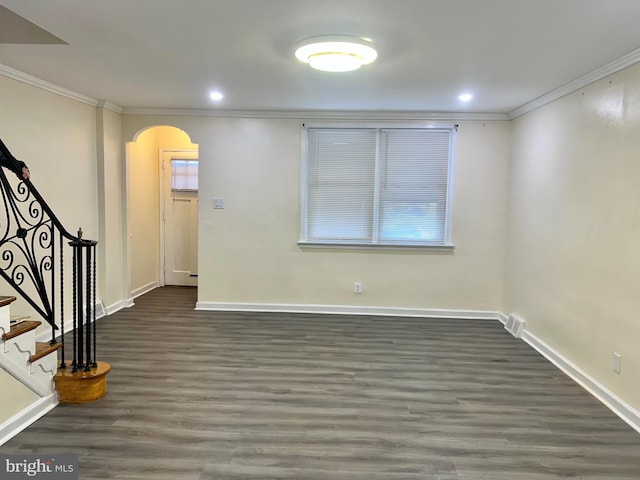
[0,295,16,308]
[10,314,30,326]
[2,320,42,341]
[29,341,62,363]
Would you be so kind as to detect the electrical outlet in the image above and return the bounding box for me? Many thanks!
[354,281,362,294]
[213,198,225,209]
[613,353,622,374]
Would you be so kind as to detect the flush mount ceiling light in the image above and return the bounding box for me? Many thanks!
[295,35,377,72]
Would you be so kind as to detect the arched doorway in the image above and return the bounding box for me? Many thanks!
[126,126,199,298]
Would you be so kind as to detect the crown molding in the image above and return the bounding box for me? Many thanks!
[4,44,640,122]
[509,47,640,119]
[121,107,510,121]
[96,100,123,114]
[0,62,506,120]
[0,64,506,120]
[0,63,98,107]
[0,63,125,112]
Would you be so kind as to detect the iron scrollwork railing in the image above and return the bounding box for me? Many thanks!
[0,138,98,372]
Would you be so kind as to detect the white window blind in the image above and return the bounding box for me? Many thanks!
[301,125,455,247]
[171,159,198,191]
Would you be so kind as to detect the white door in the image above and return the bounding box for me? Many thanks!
[162,150,198,286]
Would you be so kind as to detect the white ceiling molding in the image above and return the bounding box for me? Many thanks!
[509,46,640,119]
[0,62,507,120]
[0,64,124,112]
[121,108,510,121]
[3,43,640,122]
[0,63,98,107]
[96,100,123,114]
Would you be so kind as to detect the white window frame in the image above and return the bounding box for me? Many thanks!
[299,122,456,249]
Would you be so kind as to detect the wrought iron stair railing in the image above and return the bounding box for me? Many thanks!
[0,137,98,373]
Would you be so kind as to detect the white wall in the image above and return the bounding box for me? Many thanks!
[97,107,126,309]
[127,128,159,294]
[505,63,640,412]
[123,115,511,312]
[0,77,98,238]
[3,61,640,431]
[0,370,39,425]
[0,76,101,328]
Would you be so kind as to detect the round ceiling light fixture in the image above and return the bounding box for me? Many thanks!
[295,35,378,72]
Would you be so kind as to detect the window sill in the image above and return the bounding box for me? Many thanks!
[297,241,455,252]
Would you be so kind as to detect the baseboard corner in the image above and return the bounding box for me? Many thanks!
[522,329,640,434]
[0,394,58,446]
[104,298,135,316]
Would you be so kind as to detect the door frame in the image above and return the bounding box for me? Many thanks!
[158,147,199,286]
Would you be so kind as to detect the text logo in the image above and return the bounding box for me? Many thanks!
[0,455,77,480]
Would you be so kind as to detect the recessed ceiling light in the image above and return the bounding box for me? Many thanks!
[295,35,377,72]
[209,91,224,101]
[458,93,473,102]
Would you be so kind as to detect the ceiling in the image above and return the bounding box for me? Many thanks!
[1,0,639,115]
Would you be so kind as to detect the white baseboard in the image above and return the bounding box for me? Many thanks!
[0,394,57,446]
[499,311,640,434]
[131,281,159,299]
[36,320,70,343]
[35,300,109,343]
[104,298,135,316]
[32,297,134,343]
[520,328,640,434]
[195,301,500,320]
[95,300,107,320]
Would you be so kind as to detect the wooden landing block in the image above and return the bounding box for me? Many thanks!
[54,361,111,404]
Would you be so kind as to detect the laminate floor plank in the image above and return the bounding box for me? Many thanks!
[2,286,639,479]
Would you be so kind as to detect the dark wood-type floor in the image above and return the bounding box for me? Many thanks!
[2,286,640,479]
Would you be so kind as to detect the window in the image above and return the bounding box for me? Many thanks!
[300,124,455,247]
[171,159,198,191]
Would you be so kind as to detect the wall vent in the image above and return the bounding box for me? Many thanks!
[505,314,526,338]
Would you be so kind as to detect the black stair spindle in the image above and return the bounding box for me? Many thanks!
[71,247,78,373]
[92,244,97,368]
[59,231,66,369]
[50,225,56,347]
[74,239,84,369]
[84,241,91,372]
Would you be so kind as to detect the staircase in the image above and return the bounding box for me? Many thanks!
[0,296,60,397]
[0,137,110,444]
